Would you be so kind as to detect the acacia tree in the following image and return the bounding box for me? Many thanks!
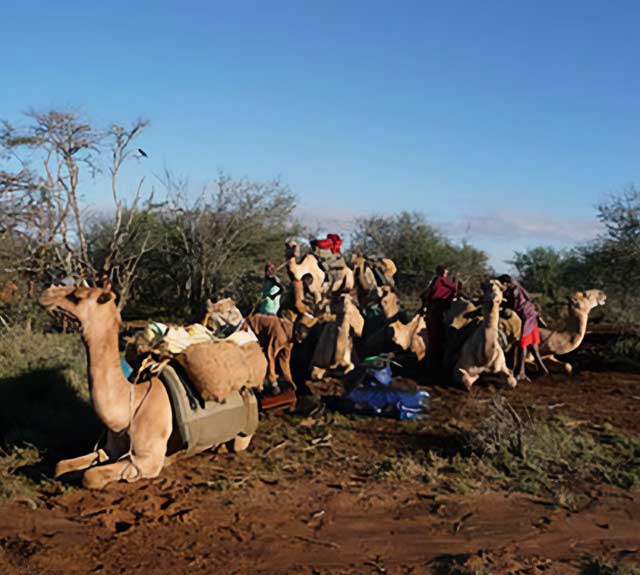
[131,171,298,318]
[0,110,153,309]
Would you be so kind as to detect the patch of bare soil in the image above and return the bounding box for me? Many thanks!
[1,367,640,574]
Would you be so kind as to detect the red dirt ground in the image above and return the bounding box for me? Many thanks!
[1,369,639,575]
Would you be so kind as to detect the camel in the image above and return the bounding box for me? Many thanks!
[202,297,245,336]
[537,289,606,373]
[452,280,517,391]
[444,289,607,375]
[245,313,295,387]
[359,286,427,362]
[389,314,428,362]
[39,283,258,489]
[284,240,326,304]
[285,239,354,301]
[351,253,397,306]
[308,293,365,380]
[443,297,522,371]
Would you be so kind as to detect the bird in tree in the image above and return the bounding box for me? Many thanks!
[137,148,148,158]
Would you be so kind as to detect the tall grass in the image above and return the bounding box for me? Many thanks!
[0,326,99,501]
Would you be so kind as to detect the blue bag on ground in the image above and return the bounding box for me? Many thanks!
[343,355,429,420]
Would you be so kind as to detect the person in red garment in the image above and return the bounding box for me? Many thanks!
[422,265,462,368]
[497,274,549,382]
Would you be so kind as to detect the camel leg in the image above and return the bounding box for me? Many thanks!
[277,345,296,387]
[82,448,166,489]
[543,354,572,374]
[311,366,326,381]
[498,366,518,389]
[55,449,109,479]
[456,367,484,391]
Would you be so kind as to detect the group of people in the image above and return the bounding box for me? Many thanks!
[255,251,547,384]
[422,265,548,382]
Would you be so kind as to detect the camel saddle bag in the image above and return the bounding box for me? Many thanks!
[159,363,259,456]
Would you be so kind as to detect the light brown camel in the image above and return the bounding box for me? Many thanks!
[453,280,517,391]
[537,289,606,373]
[285,239,354,299]
[39,283,257,489]
[389,314,428,362]
[284,239,325,304]
[309,293,365,380]
[443,297,521,370]
[351,253,397,305]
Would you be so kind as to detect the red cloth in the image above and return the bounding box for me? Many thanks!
[326,234,342,254]
[426,276,459,305]
[313,234,343,254]
[520,325,540,349]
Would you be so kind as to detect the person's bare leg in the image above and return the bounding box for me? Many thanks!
[516,345,530,382]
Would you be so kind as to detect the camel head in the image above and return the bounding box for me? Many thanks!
[204,297,244,336]
[482,279,504,307]
[351,252,365,268]
[284,239,300,260]
[39,283,119,332]
[567,289,606,316]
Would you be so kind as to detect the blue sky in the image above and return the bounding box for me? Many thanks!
[2,0,639,267]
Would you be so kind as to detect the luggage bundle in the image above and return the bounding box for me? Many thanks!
[125,320,266,403]
[310,233,350,290]
[342,356,430,420]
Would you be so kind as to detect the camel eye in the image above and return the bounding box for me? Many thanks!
[97,293,111,305]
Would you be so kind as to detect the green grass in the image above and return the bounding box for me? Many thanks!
[358,396,640,505]
[0,326,98,502]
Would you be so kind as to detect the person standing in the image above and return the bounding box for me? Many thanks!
[423,265,461,368]
[257,262,283,315]
[497,275,549,382]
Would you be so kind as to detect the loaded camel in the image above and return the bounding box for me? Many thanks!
[39,283,263,489]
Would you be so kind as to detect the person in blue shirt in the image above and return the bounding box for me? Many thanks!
[257,262,283,315]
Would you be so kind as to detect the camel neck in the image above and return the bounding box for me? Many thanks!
[483,299,500,331]
[564,307,588,343]
[82,317,131,431]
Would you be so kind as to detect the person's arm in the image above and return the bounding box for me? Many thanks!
[293,279,312,315]
[266,283,283,300]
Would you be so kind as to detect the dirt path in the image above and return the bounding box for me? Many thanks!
[1,370,640,575]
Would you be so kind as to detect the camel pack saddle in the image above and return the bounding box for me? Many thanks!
[159,363,259,456]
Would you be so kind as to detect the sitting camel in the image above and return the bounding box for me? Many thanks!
[306,293,365,380]
[40,283,261,489]
[453,280,517,390]
[537,289,606,373]
[361,286,427,362]
[444,289,606,375]
[443,296,521,372]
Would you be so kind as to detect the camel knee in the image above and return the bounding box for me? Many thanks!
[233,434,253,452]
